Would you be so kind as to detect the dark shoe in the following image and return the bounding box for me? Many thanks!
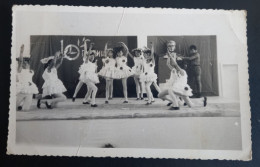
[184,103,187,106]
[17,106,22,111]
[167,103,172,106]
[83,101,90,104]
[72,97,76,102]
[123,101,128,103]
[151,100,155,103]
[45,102,52,109]
[140,97,144,100]
[105,101,109,104]
[203,97,207,107]
[145,102,152,105]
[37,99,41,109]
[168,107,180,110]
[91,104,98,107]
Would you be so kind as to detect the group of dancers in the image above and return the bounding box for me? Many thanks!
[16,40,207,111]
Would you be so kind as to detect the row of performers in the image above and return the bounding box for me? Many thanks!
[16,41,207,111]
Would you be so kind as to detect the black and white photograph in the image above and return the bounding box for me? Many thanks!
[8,6,251,160]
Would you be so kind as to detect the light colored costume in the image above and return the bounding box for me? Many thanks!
[132,55,145,76]
[166,69,193,97]
[80,61,100,84]
[98,57,116,79]
[17,69,39,94]
[139,60,157,82]
[42,68,67,97]
[114,56,134,79]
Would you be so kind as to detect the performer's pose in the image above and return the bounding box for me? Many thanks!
[16,44,39,111]
[129,48,145,100]
[113,42,134,103]
[72,39,90,102]
[139,42,159,105]
[158,67,207,110]
[81,42,99,107]
[179,45,202,98]
[98,42,116,104]
[38,51,67,109]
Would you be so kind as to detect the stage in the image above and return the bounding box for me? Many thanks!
[15,97,242,150]
[16,97,240,121]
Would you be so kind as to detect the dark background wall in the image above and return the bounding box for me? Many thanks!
[30,35,137,98]
[148,36,218,96]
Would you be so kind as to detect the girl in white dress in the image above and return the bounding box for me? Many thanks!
[72,40,91,102]
[98,42,116,104]
[139,43,160,105]
[158,67,207,110]
[129,48,145,100]
[37,51,67,109]
[81,42,99,107]
[16,44,39,111]
[113,42,134,103]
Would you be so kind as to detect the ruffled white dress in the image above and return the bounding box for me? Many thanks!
[17,69,39,94]
[80,61,100,84]
[42,68,67,97]
[166,70,193,97]
[139,61,157,82]
[114,56,134,79]
[98,57,116,79]
[132,55,145,76]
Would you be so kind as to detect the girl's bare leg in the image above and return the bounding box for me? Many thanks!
[109,79,114,99]
[153,81,161,93]
[158,89,174,103]
[105,79,109,101]
[134,77,140,98]
[145,81,153,103]
[73,81,84,98]
[86,82,98,105]
[139,80,144,98]
[84,85,92,103]
[48,93,67,107]
[22,94,33,110]
[122,78,128,101]
[168,89,179,107]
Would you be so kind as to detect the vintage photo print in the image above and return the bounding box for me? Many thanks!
[8,6,251,160]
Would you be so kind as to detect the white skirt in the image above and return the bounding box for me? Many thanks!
[81,72,100,84]
[98,67,116,79]
[139,72,157,82]
[42,79,67,97]
[131,65,143,76]
[17,82,39,94]
[113,65,134,79]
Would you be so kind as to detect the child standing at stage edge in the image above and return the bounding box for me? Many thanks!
[81,42,99,107]
[179,45,202,98]
[16,44,39,111]
[139,42,160,105]
[113,42,134,103]
[98,42,116,104]
[129,48,145,100]
[38,51,67,109]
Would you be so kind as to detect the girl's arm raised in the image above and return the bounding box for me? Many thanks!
[150,42,155,64]
[119,42,129,57]
[55,53,64,69]
[17,44,25,72]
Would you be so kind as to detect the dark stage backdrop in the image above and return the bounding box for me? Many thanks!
[30,36,137,98]
[148,36,219,96]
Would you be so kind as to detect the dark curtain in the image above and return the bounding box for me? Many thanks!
[30,36,137,98]
[148,36,218,96]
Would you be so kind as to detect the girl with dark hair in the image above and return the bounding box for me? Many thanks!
[129,48,145,100]
[98,42,116,104]
[37,51,67,109]
[16,44,39,111]
[139,42,160,105]
[113,42,134,103]
[81,42,99,107]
